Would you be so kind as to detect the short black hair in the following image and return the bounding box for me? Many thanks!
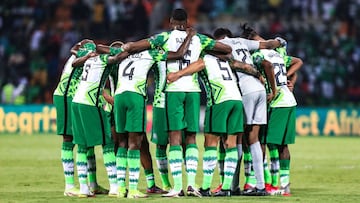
[171,8,187,21]
[213,28,233,39]
[240,23,258,39]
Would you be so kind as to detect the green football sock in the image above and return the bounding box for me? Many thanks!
[168,145,183,191]
[243,146,253,185]
[156,147,171,188]
[76,145,88,186]
[127,150,141,191]
[103,144,117,186]
[268,144,279,187]
[185,144,198,187]
[222,147,238,190]
[280,159,290,188]
[61,141,75,188]
[144,169,155,188]
[263,155,272,185]
[87,147,97,188]
[116,147,127,188]
[201,147,217,190]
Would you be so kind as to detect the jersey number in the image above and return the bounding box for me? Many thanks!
[273,63,287,86]
[81,64,91,81]
[217,59,232,80]
[235,49,248,62]
[122,61,135,80]
[178,59,190,70]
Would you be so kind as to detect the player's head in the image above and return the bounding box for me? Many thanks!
[110,41,124,48]
[240,23,259,40]
[213,28,233,40]
[170,8,187,31]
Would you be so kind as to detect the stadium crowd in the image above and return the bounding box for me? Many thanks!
[0,0,359,106]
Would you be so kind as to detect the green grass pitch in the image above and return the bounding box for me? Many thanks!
[0,134,359,202]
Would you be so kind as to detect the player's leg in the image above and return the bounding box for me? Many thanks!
[71,102,93,197]
[199,133,219,197]
[162,92,186,197]
[140,134,165,194]
[214,101,243,197]
[212,139,225,193]
[230,133,243,195]
[61,135,78,196]
[260,126,273,192]
[115,132,128,197]
[150,106,171,191]
[242,135,255,190]
[213,135,238,197]
[242,125,267,196]
[113,94,129,197]
[278,144,291,196]
[127,132,148,198]
[54,95,79,196]
[98,108,117,197]
[183,92,201,196]
[278,106,296,196]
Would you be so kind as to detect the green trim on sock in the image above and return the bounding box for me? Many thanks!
[128,150,141,190]
[222,147,238,190]
[202,147,217,189]
[169,145,183,191]
[144,169,155,188]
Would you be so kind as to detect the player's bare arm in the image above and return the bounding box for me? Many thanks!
[258,37,286,49]
[262,59,277,102]
[230,59,262,79]
[108,51,130,64]
[103,91,114,105]
[286,57,303,77]
[72,52,98,67]
[167,59,205,83]
[122,39,151,53]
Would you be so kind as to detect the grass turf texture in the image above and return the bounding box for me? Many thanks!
[0,134,359,202]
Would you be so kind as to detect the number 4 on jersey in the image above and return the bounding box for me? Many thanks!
[123,61,135,80]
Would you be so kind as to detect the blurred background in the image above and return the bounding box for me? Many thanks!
[0,0,359,107]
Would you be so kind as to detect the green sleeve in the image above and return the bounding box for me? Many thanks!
[110,47,123,56]
[148,49,168,61]
[251,50,265,68]
[283,55,292,69]
[77,49,88,57]
[100,54,109,64]
[275,47,292,68]
[147,31,170,49]
[197,33,216,51]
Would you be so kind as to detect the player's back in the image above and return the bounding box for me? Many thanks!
[164,30,203,92]
[260,49,297,107]
[201,54,242,105]
[73,55,108,106]
[115,50,155,96]
[220,37,264,95]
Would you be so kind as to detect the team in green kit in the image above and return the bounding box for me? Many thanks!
[53,8,302,198]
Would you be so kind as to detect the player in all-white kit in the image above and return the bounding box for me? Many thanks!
[213,27,285,196]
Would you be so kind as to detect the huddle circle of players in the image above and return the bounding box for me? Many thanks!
[53,8,303,198]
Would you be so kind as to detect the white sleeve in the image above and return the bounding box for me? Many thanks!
[240,38,260,51]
